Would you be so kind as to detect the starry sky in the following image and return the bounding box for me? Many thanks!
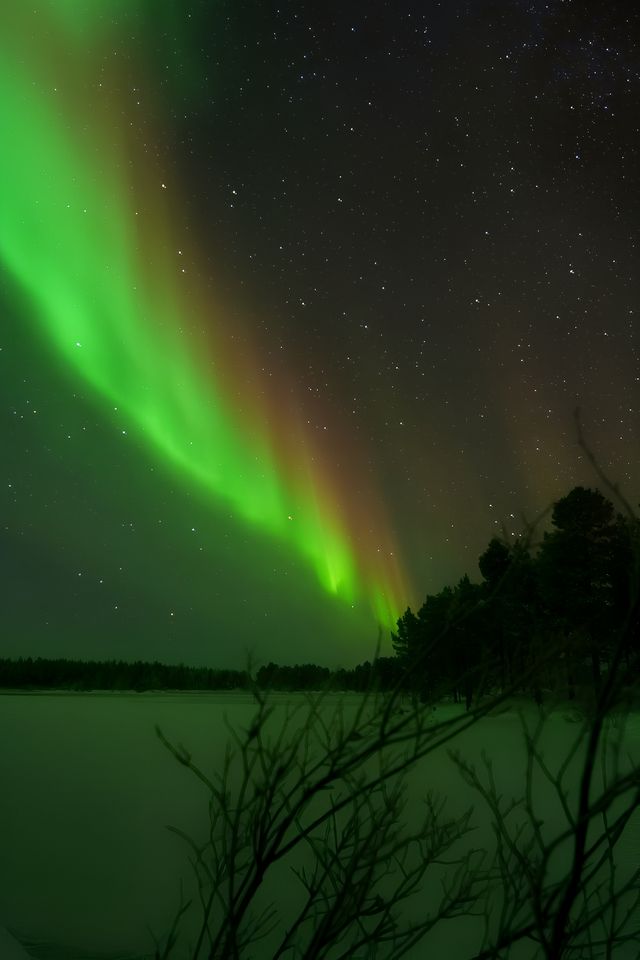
[1,0,638,668]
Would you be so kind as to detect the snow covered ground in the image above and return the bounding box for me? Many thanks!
[1,691,638,959]
[0,926,31,960]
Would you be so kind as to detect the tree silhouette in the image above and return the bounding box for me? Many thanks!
[537,487,627,700]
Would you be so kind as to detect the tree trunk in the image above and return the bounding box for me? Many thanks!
[590,644,601,695]
[567,661,575,700]
[464,677,473,712]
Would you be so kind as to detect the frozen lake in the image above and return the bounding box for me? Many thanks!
[1,691,639,959]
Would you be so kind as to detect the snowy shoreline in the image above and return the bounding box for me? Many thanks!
[1,691,638,959]
[2,686,639,715]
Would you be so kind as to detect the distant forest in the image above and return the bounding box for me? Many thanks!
[2,486,639,705]
[0,654,398,694]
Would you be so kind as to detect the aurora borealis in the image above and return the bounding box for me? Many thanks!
[2,1,639,666]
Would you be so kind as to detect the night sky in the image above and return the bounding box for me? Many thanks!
[1,1,638,668]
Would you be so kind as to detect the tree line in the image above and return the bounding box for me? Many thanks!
[0,653,404,693]
[1,485,638,704]
[0,653,403,693]
[0,657,249,692]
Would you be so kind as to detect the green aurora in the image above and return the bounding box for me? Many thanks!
[0,2,406,646]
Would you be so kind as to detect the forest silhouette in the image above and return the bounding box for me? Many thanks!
[3,484,638,706]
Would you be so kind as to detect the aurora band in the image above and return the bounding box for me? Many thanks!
[0,2,406,630]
